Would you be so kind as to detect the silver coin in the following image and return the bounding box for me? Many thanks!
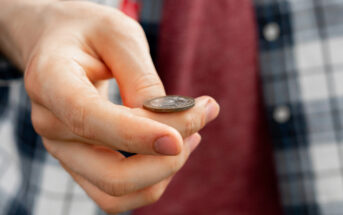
[143,95,195,113]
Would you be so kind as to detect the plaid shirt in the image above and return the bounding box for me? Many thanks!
[255,0,343,214]
[1,0,343,214]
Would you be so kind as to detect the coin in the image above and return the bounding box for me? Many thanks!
[143,95,195,113]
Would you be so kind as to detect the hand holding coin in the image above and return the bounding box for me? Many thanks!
[16,1,220,212]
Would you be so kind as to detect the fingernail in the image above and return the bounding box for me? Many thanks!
[206,100,219,123]
[154,136,179,155]
[187,133,201,152]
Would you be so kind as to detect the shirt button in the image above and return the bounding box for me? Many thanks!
[263,22,280,42]
[273,106,290,123]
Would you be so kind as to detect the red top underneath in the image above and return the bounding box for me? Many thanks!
[134,0,282,214]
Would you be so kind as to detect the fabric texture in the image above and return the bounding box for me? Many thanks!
[255,0,343,214]
[137,0,343,214]
[135,0,282,215]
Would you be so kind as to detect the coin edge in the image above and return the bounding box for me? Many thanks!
[143,95,195,113]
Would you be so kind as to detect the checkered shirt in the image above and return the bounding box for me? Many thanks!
[255,0,343,214]
[1,0,343,214]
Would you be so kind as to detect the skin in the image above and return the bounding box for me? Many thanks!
[0,0,220,214]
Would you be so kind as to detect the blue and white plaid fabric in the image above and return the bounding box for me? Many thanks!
[256,0,343,214]
[1,0,343,214]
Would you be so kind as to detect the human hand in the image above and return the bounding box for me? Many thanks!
[1,1,219,213]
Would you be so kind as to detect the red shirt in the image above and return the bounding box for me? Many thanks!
[128,0,283,214]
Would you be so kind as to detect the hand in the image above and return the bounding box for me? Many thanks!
[1,1,220,213]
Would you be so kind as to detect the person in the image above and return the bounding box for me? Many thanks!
[0,0,219,214]
[1,1,343,215]
[138,1,343,215]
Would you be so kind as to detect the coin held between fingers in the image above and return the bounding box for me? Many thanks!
[143,95,195,113]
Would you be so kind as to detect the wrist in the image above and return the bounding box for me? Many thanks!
[0,0,58,70]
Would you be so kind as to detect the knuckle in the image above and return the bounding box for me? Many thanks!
[144,187,165,205]
[24,54,42,101]
[183,113,197,137]
[68,98,86,137]
[24,51,57,101]
[24,71,35,100]
[200,108,207,128]
[116,115,136,151]
[100,175,132,197]
[134,73,163,95]
[42,139,59,159]
[100,14,117,27]
[130,21,145,36]
[41,139,51,152]
[168,158,183,174]
[121,15,145,35]
[31,109,48,137]
[120,16,148,48]
[68,96,97,139]
[100,12,144,35]
[128,19,142,30]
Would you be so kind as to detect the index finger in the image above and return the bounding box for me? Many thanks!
[90,12,165,107]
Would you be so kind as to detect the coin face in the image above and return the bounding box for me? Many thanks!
[143,95,195,113]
